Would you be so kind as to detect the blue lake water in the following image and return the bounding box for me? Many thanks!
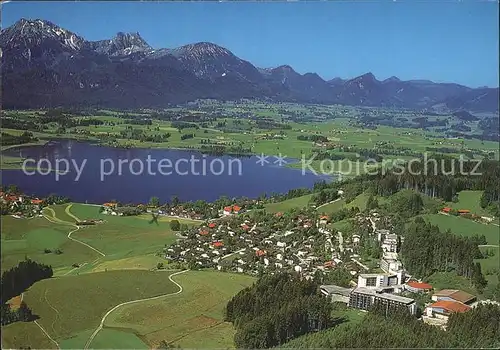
[1,140,331,204]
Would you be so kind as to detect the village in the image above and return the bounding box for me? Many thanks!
[2,185,498,331]
[162,199,499,329]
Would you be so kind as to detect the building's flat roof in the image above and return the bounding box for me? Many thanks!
[359,273,396,278]
[433,289,476,304]
[320,285,353,296]
[407,281,432,290]
[352,287,415,304]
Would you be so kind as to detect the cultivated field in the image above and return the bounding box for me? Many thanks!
[1,270,179,348]
[445,190,497,219]
[1,204,254,349]
[264,194,314,213]
[420,213,499,245]
[104,270,255,348]
[1,215,99,273]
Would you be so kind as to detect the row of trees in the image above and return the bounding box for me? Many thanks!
[1,259,53,305]
[401,217,487,291]
[281,304,500,349]
[1,302,35,326]
[1,259,53,326]
[225,273,332,348]
[1,131,37,146]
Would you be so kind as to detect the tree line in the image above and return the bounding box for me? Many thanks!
[1,259,53,326]
[401,217,488,292]
[225,273,332,348]
[280,303,500,349]
[1,259,53,304]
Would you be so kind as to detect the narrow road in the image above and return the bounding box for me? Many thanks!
[43,205,106,274]
[67,226,106,257]
[84,269,189,349]
[34,320,60,349]
[316,197,342,210]
[337,231,344,253]
[65,204,81,222]
[221,248,246,260]
[369,217,377,233]
[351,258,370,271]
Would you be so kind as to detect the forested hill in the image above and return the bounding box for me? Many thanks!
[279,303,500,349]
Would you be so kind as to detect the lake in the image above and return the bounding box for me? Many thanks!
[1,140,332,204]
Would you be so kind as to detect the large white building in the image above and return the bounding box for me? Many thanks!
[320,285,353,304]
[380,257,403,274]
[349,287,417,315]
[357,272,405,293]
[381,233,401,253]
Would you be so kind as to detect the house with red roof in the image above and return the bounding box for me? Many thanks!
[6,195,19,202]
[241,224,250,231]
[255,249,266,257]
[31,199,44,205]
[319,215,330,225]
[425,300,471,321]
[222,205,243,216]
[323,260,336,268]
[441,207,452,213]
[405,281,433,293]
[431,289,476,305]
[199,229,209,236]
[208,222,216,228]
[212,241,224,248]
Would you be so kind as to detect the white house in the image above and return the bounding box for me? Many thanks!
[357,272,405,293]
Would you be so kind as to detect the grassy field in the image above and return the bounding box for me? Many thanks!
[4,103,498,174]
[1,202,197,275]
[420,213,499,245]
[264,194,314,213]
[317,198,346,214]
[2,205,254,349]
[11,270,179,348]
[477,246,500,298]
[1,321,59,349]
[0,215,100,273]
[425,271,478,296]
[60,328,148,349]
[104,270,255,349]
[445,190,496,218]
[65,203,198,262]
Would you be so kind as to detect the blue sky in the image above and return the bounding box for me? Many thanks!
[2,1,499,87]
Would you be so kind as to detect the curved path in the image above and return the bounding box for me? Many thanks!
[34,320,60,349]
[84,269,189,349]
[66,226,106,257]
[43,206,106,257]
[316,197,342,210]
[64,204,81,223]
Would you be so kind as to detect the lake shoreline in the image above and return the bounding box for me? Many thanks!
[1,140,331,204]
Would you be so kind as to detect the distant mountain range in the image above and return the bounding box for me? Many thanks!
[1,18,498,113]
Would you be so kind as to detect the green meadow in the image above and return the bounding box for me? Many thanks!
[1,203,255,349]
[105,270,255,348]
[420,213,499,245]
[264,194,314,213]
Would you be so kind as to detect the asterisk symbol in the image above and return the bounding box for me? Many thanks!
[274,153,287,166]
[256,153,270,166]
